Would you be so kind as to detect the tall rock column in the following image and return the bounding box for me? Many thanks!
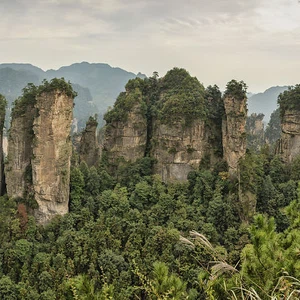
[222,80,247,175]
[32,89,74,224]
[79,116,99,167]
[0,95,6,195]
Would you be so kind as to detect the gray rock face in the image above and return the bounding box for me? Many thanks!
[79,118,99,167]
[152,119,209,182]
[276,110,300,163]
[222,96,247,175]
[6,89,74,224]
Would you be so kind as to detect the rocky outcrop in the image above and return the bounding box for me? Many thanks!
[79,117,99,167]
[246,113,265,152]
[6,79,75,224]
[103,103,147,170]
[275,109,300,163]
[0,95,6,195]
[222,96,247,175]
[152,119,209,182]
[5,97,36,199]
[32,90,73,224]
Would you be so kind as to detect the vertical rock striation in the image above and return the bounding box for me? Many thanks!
[5,87,36,199]
[152,119,209,182]
[275,109,300,163]
[0,95,6,195]
[32,90,73,224]
[6,79,75,224]
[79,116,99,167]
[275,85,300,163]
[222,88,247,175]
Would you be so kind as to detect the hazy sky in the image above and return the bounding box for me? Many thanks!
[1,0,300,92]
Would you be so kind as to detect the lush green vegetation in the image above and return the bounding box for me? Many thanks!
[278,84,300,119]
[223,79,248,100]
[104,68,206,127]
[2,74,300,299]
[1,147,300,299]
[11,79,77,119]
[0,94,7,131]
[37,78,77,98]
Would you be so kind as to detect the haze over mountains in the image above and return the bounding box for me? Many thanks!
[0,62,145,130]
[0,62,289,128]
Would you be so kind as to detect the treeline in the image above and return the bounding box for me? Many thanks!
[0,149,300,299]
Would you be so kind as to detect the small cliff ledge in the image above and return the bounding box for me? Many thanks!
[222,80,247,175]
[6,79,76,224]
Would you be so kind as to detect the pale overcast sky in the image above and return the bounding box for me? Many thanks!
[1,0,300,92]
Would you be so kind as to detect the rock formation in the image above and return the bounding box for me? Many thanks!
[6,79,75,224]
[79,116,100,167]
[103,87,148,172]
[32,89,73,224]
[152,119,209,182]
[102,73,248,181]
[0,95,6,195]
[275,85,300,163]
[222,89,247,175]
[246,113,265,151]
[5,89,36,199]
[275,109,300,163]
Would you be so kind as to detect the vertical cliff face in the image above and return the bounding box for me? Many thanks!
[222,81,247,175]
[103,80,148,172]
[0,95,6,195]
[6,87,36,200]
[104,103,147,168]
[32,90,73,224]
[6,79,75,224]
[79,116,99,167]
[275,110,300,163]
[246,113,265,151]
[102,69,224,181]
[152,119,209,181]
[275,85,300,163]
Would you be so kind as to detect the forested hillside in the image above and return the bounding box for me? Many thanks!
[0,72,299,299]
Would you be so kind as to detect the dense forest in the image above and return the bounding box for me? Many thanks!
[0,71,299,300]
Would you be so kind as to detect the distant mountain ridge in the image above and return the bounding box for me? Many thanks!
[0,62,146,130]
[248,86,289,122]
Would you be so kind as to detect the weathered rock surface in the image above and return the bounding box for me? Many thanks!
[275,109,300,163]
[79,117,99,167]
[0,96,6,195]
[103,103,147,169]
[222,96,247,175]
[6,104,35,199]
[32,91,73,224]
[152,119,209,181]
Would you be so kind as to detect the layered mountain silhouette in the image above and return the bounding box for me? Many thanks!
[0,62,146,130]
[248,86,289,122]
[0,62,291,127]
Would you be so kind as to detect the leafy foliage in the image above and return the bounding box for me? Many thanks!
[278,84,300,119]
[223,79,248,99]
